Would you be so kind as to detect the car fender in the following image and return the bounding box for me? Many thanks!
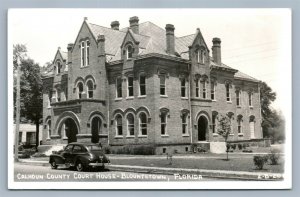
[49,154,65,164]
[74,155,89,166]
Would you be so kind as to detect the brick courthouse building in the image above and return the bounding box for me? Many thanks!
[42,17,263,154]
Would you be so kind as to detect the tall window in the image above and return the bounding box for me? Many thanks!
[56,89,61,102]
[81,40,90,67]
[249,92,253,107]
[181,78,186,98]
[237,115,243,133]
[127,113,134,136]
[225,83,231,102]
[236,90,241,106]
[65,87,68,101]
[86,40,90,66]
[81,41,85,66]
[182,114,188,135]
[159,74,166,95]
[127,45,133,59]
[197,49,205,64]
[201,80,206,99]
[52,89,57,102]
[212,113,217,133]
[116,77,122,98]
[77,82,83,99]
[57,62,61,74]
[86,80,94,99]
[139,112,147,136]
[211,82,215,100]
[139,74,146,96]
[195,79,200,97]
[161,113,167,135]
[127,76,134,97]
[116,115,123,136]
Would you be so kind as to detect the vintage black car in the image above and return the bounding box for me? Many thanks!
[49,143,110,171]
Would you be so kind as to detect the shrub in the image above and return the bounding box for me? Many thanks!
[242,143,247,149]
[253,155,268,170]
[268,150,280,165]
[103,146,111,154]
[232,144,236,150]
[226,143,230,151]
[242,149,253,153]
[114,145,155,155]
[238,144,243,150]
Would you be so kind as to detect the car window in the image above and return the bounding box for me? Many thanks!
[73,145,82,153]
[86,145,102,151]
[65,145,73,152]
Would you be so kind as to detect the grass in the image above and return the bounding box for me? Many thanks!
[109,154,284,173]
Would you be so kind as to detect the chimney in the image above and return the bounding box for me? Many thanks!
[165,24,175,55]
[212,37,221,65]
[129,16,139,34]
[111,21,120,30]
[97,35,105,56]
[67,43,73,65]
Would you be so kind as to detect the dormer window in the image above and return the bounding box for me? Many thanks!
[80,40,90,67]
[127,45,133,59]
[57,62,61,74]
[196,49,205,64]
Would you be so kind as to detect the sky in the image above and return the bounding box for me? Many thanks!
[9,9,291,113]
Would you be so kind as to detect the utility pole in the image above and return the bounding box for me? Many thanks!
[14,55,21,162]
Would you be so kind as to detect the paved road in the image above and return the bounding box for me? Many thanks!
[14,163,224,182]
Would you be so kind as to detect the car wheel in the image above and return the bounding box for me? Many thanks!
[97,165,105,171]
[50,160,58,169]
[76,161,84,172]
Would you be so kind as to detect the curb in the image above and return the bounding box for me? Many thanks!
[17,160,282,180]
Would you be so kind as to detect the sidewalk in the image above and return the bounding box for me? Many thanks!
[17,158,283,180]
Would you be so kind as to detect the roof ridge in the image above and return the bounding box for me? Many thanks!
[88,22,126,34]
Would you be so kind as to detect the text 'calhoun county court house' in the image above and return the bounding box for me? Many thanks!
[42,16,263,154]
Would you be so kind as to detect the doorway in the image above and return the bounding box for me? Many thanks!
[198,116,208,141]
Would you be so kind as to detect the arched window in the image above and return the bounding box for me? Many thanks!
[127,45,133,59]
[57,62,61,74]
[249,115,255,138]
[227,112,234,134]
[182,113,188,135]
[52,89,58,102]
[225,82,231,102]
[196,49,205,64]
[159,73,166,96]
[139,112,147,136]
[127,76,134,97]
[81,41,85,66]
[195,79,200,97]
[77,82,84,99]
[248,92,253,107]
[212,112,218,134]
[160,112,167,135]
[127,113,134,136]
[86,80,94,99]
[237,115,243,133]
[115,114,123,136]
[47,120,51,139]
[211,81,216,100]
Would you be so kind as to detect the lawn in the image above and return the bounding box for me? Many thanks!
[109,154,284,173]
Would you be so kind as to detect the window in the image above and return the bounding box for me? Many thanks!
[161,113,167,135]
[211,82,215,100]
[139,74,146,96]
[237,115,243,133]
[116,77,122,98]
[127,113,134,136]
[52,89,60,102]
[195,79,199,97]
[47,91,52,107]
[57,89,61,102]
[201,80,206,99]
[65,87,68,101]
[249,92,253,107]
[86,40,90,66]
[159,74,166,95]
[182,114,188,135]
[77,82,83,99]
[127,45,133,59]
[81,40,90,67]
[81,41,85,67]
[127,76,134,97]
[116,114,123,136]
[181,78,186,97]
[197,49,205,64]
[57,62,61,74]
[236,90,241,106]
[139,112,147,136]
[86,80,94,99]
[227,112,234,134]
[225,83,231,102]
[212,113,217,133]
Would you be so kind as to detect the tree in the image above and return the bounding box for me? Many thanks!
[217,115,232,160]
[260,81,277,137]
[13,44,43,149]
